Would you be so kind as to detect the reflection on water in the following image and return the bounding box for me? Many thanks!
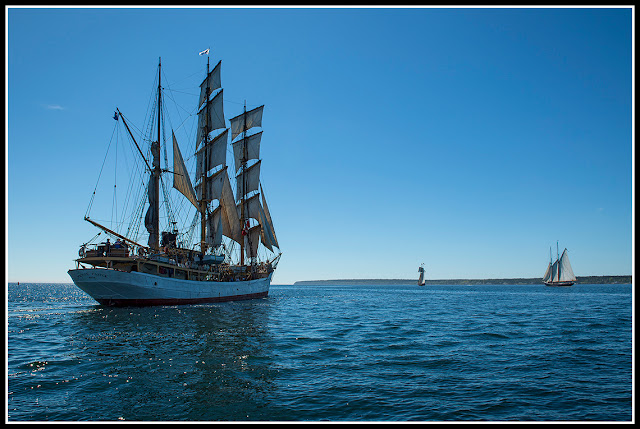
[41,298,279,420]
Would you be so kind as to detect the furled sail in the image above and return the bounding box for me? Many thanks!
[197,90,225,147]
[172,132,199,209]
[196,129,228,178]
[230,105,264,140]
[236,160,261,199]
[199,60,221,108]
[144,140,160,248]
[558,249,576,282]
[232,131,261,172]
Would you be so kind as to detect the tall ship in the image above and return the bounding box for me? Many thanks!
[68,52,281,306]
[542,243,576,287]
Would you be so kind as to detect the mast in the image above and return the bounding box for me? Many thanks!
[152,57,162,252]
[556,241,560,281]
[200,57,210,255]
[240,102,247,265]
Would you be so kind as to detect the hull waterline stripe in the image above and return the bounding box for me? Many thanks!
[95,290,269,307]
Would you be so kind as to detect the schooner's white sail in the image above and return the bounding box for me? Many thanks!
[418,264,425,286]
[68,54,281,306]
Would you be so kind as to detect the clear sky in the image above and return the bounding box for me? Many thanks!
[6,6,634,284]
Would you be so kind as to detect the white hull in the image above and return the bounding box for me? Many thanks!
[68,268,271,306]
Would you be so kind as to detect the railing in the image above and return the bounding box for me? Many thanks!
[79,242,132,258]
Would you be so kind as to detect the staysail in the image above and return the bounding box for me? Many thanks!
[260,185,279,249]
[172,132,199,209]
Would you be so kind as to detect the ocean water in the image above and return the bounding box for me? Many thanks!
[6,282,633,422]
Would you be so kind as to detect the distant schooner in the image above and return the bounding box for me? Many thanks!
[542,243,576,287]
[68,52,281,306]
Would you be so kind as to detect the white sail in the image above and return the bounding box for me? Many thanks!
[551,260,560,282]
[258,200,276,251]
[232,131,262,172]
[219,168,243,244]
[206,208,223,247]
[418,266,425,286]
[230,105,264,140]
[172,132,199,210]
[542,262,552,283]
[245,224,262,259]
[195,166,227,202]
[236,160,261,199]
[260,184,279,249]
[236,193,261,222]
[196,129,228,178]
[197,90,225,147]
[558,249,576,282]
[198,60,221,108]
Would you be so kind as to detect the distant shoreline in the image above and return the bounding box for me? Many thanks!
[293,275,632,286]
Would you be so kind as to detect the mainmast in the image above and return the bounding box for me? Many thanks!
[229,103,267,265]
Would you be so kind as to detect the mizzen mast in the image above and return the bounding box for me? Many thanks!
[240,102,248,265]
[143,58,163,253]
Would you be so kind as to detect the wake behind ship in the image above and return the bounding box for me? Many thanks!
[69,52,281,306]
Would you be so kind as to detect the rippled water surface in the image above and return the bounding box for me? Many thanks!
[7,282,633,421]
